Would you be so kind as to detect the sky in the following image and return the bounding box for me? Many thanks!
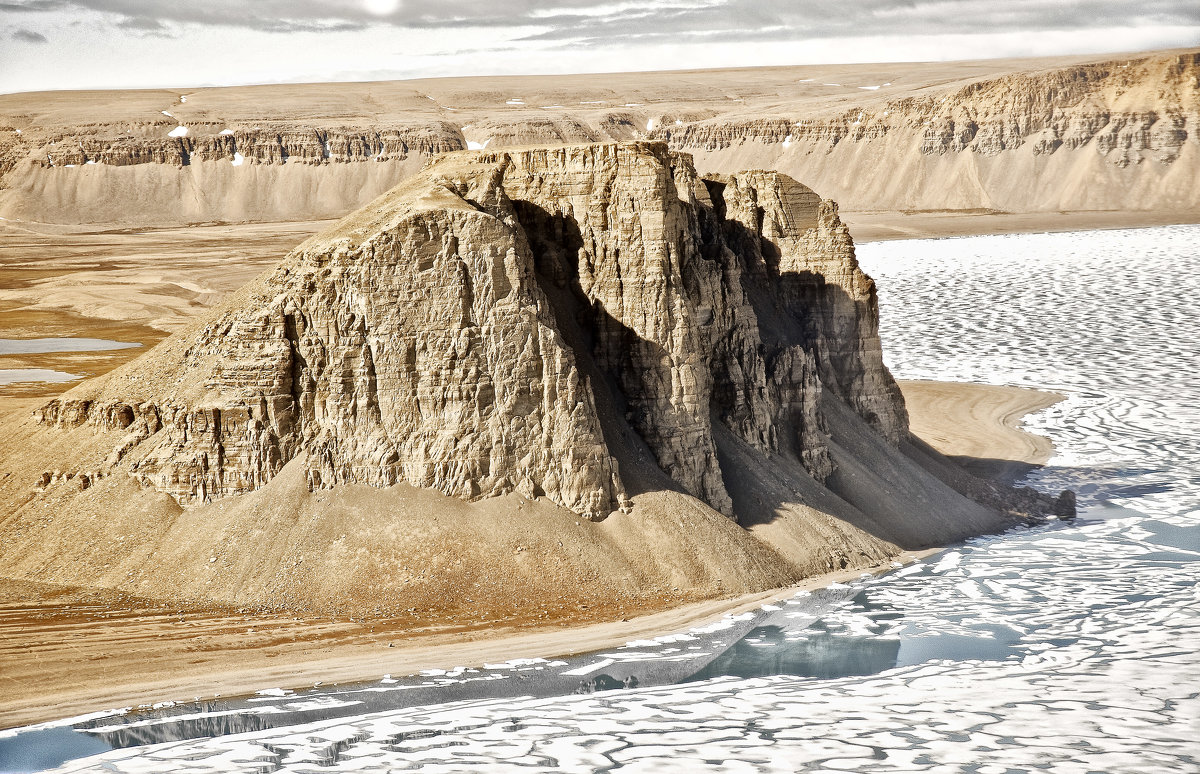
[2,0,1199,94]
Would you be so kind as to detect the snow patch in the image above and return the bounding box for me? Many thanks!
[219,128,234,135]
[466,139,491,150]
[560,658,614,676]
[645,118,655,131]
[505,98,525,105]
[231,152,244,166]
[161,110,173,118]
[168,126,188,138]
[782,134,793,148]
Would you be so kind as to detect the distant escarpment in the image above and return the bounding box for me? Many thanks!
[1,49,1195,227]
[661,51,1200,213]
[0,143,1060,615]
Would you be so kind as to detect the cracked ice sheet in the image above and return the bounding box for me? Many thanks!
[40,226,1200,772]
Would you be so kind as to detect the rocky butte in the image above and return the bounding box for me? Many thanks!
[0,143,1065,619]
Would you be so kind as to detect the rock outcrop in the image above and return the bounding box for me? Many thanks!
[32,142,905,523]
[0,142,1063,616]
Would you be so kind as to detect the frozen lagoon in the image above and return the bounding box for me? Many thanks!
[3,225,1198,772]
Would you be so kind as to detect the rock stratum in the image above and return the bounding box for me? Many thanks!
[0,49,1196,226]
[0,143,1060,617]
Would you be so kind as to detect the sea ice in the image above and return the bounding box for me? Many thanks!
[560,658,615,676]
[35,226,1200,773]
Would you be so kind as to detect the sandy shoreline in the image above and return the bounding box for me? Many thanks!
[844,209,1200,244]
[899,380,1064,484]
[0,378,1061,730]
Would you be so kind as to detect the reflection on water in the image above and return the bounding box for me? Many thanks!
[0,338,141,356]
[0,368,79,385]
[0,729,109,774]
[687,627,901,681]
[0,337,141,390]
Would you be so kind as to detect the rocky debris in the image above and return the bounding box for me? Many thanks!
[36,142,909,522]
[1053,490,1077,519]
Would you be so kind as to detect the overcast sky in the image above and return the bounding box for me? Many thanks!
[2,0,1199,94]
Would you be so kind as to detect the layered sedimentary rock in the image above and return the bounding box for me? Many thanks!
[34,142,904,523]
[663,52,1200,212]
[2,49,1194,225]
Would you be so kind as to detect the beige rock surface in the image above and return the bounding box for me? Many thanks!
[0,143,1057,617]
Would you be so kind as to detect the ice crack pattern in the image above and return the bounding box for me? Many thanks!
[19,225,1200,772]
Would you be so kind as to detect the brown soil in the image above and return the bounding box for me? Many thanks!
[0,220,326,396]
[844,209,1200,244]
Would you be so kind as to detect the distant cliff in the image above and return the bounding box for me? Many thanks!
[661,51,1200,214]
[0,49,1195,225]
[0,143,1059,615]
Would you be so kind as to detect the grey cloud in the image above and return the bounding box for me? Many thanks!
[0,0,68,11]
[516,0,1200,44]
[4,0,1200,41]
[11,27,48,41]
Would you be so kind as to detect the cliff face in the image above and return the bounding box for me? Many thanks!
[1,49,1194,226]
[1,142,1062,614]
[31,143,904,523]
[662,52,1200,213]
